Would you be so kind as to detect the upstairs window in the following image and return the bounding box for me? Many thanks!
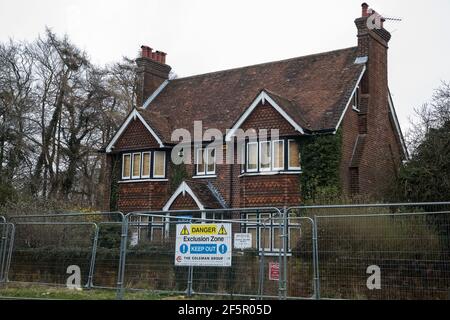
[121,150,166,180]
[288,139,301,170]
[246,142,258,172]
[259,141,271,171]
[272,140,285,170]
[122,154,131,179]
[196,147,216,176]
[153,151,166,178]
[352,85,360,111]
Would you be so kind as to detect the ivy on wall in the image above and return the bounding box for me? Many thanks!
[299,129,343,202]
[109,155,120,212]
[169,163,188,193]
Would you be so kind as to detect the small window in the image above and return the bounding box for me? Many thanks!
[132,153,141,179]
[246,142,258,172]
[206,148,216,174]
[288,140,301,170]
[240,142,245,173]
[272,140,285,170]
[196,147,216,175]
[196,148,206,175]
[259,141,271,171]
[352,86,360,111]
[153,151,166,178]
[141,152,151,178]
[122,154,131,179]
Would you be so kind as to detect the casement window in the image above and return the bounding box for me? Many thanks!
[259,141,271,172]
[272,140,285,171]
[153,151,166,178]
[244,213,300,253]
[132,153,141,179]
[288,139,301,170]
[141,152,151,178]
[121,150,166,180]
[246,142,258,172]
[196,147,216,176]
[122,154,131,179]
[240,143,245,173]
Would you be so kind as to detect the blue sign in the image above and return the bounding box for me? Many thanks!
[190,244,217,254]
[219,244,227,254]
[177,215,193,223]
[180,244,188,254]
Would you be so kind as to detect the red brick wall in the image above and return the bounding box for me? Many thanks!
[168,193,199,210]
[240,174,301,207]
[117,181,169,213]
[113,118,161,152]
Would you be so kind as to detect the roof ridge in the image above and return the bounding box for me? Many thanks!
[172,46,358,82]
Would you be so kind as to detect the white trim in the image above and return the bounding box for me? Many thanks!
[259,141,271,172]
[105,109,164,153]
[142,80,169,109]
[119,179,168,183]
[272,140,285,171]
[121,153,131,180]
[334,65,367,133]
[153,151,166,178]
[162,181,205,211]
[388,91,409,159]
[192,175,217,179]
[225,91,305,142]
[131,152,142,179]
[239,171,302,178]
[288,139,301,170]
[246,142,258,172]
[141,151,151,179]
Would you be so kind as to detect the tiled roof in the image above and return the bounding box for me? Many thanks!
[142,46,364,142]
[185,180,226,209]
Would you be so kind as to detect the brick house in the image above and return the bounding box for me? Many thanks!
[102,3,407,217]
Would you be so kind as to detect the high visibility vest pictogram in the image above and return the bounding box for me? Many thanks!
[180,225,190,235]
[218,225,227,235]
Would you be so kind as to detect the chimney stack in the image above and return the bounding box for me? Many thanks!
[136,45,171,107]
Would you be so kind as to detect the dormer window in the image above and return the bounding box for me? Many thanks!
[352,85,361,111]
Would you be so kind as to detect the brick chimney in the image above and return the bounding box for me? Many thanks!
[136,45,171,107]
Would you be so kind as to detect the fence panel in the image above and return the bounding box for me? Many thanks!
[116,208,284,299]
[0,223,14,283]
[292,203,450,300]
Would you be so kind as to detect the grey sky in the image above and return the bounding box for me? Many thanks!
[1,0,449,132]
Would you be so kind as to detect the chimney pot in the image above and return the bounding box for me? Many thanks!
[140,45,167,64]
[361,3,369,17]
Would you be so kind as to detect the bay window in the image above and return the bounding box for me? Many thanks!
[153,151,166,178]
[288,139,301,170]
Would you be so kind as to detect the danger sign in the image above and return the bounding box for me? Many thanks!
[269,262,280,281]
[175,223,232,267]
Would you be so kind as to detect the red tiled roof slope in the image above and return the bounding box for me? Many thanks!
[143,46,364,142]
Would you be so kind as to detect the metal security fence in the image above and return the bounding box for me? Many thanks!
[116,208,284,300]
[1,202,450,300]
[287,202,450,300]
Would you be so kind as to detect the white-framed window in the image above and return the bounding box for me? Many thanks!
[196,148,206,175]
[122,153,131,179]
[288,139,301,170]
[272,140,285,171]
[132,153,141,179]
[246,142,258,172]
[196,147,216,175]
[206,148,216,175]
[259,141,271,172]
[240,142,245,173]
[352,85,360,111]
[141,152,151,178]
[153,151,166,178]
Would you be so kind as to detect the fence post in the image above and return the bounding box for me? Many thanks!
[116,216,129,300]
[0,222,7,283]
[283,207,288,300]
[312,215,320,299]
[3,224,14,284]
[86,223,100,289]
[186,265,193,297]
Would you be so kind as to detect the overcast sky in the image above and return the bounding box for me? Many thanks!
[1,0,449,132]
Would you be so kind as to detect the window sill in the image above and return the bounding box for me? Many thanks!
[239,171,302,177]
[119,178,168,183]
[192,175,217,179]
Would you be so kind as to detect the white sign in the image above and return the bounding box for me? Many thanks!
[234,233,252,249]
[175,223,232,267]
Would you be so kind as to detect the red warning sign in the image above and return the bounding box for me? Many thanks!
[269,262,280,281]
